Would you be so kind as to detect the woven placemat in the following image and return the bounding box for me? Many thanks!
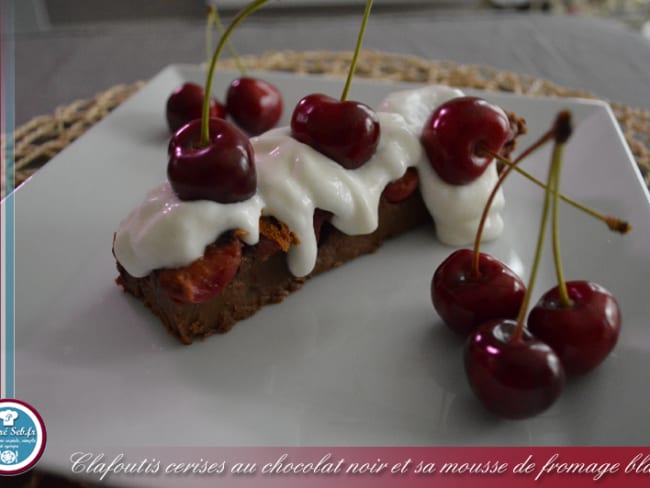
[3,49,650,487]
[8,50,650,198]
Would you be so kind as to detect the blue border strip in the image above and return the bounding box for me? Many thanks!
[2,0,16,399]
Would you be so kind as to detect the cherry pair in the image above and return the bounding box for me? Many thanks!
[166,78,282,136]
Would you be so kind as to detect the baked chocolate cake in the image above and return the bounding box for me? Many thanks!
[113,86,526,344]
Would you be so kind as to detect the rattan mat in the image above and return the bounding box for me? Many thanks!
[9,50,650,198]
[4,50,650,487]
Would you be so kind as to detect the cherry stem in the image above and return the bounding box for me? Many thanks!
[201,0,268,146]
[211,4,247,75]
[512,113,568,343]
[550,112,573,308]
[470,112,608,278]
[206,6,213,66]
[483,149,631,234]
[340,0,374,102]
[512,129,554,164]
[471,153,521,278]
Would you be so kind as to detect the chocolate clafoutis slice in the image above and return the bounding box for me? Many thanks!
[113,86,526,344]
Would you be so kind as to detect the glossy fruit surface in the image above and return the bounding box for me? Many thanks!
[383,168,419,203]
[158,239,242,304]
[465,319,565,419]
[291,93,380,169]
[226,77,283,135]
[166,82,226,133]
[421,96,510,185]
[167,118,256,203]
[528,281,621,375]
[432,249,526,336]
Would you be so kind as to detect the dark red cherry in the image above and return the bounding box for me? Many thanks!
[167,118,256,203]
[421,96,510,185]
[166,82,226,133]
[226,77,283,136]
[313,209,333,243]
[291,93,380,169]
[465,319,565,419]
[528,281,621,376]
[382,168,419,203]
[432,249,526,336]
[158,239,242,304]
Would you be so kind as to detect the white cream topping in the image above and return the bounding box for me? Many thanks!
[115,112,421,278]
[113,85,507,278]
[113,184,264,278]
[381,86,505,246]
[254,112,421,277]
[417,159,504,245]
[378,85,465,134]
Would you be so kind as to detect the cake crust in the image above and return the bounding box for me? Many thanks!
[116,191,430,344]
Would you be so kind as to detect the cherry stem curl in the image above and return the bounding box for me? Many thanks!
[340,0,374,102]
[201,0,268,146]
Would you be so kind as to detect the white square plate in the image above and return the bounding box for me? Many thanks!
[9,66,650,472]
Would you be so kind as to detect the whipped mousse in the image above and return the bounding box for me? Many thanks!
[114,85,505,278]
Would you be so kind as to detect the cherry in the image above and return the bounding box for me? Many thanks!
[167,118,256,203]
[421,96,511,185]
[432,249,526,336]
[313,209,333,243]
[158,239,242,304]
[166,82,226,133]
[528,282,621,375]
[465,320,565,419]
[291,94,380,169]
[382,168,419,203]
[290,0,378,169]
[226,77,283,135]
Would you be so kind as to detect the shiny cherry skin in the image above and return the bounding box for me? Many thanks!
[421,96,511,185]
[166,82,226,133]
[167,118,256,203]
[528,281,621,376]
[226,77,283,136]
[432,249,526,336]
[465,319,566,419]
[291,93,380,169]
[158,239,242,304]
[383,168,419,203]
[313,209,333,243]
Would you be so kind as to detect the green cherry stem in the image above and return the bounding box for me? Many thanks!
[482,148,631,234]
[550,113,573,307]
[471,153,526,278]
[511,112,568,343]
[201,0,269,145]
[512,129,554,164]
[340,0,374,102]
[471,122,570,278]
[211,4,247,75]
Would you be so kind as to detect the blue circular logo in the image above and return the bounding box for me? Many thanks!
[0,399,46,475]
